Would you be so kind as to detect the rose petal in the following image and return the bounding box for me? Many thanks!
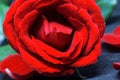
[71,38,101,67]
[0,54,34,79]
[71,0,87,10]
[17,41,62,74]
[3,2,19,52]
[31,22,84,62]
[18,10,39,53]
[57,3,78,18]
[45,22,72,51]
[0,62,1,72]
[113,26,120,35]
[36,16,73,51]
[14,0,37,32]
[68,17,88,46]
[102,33,120,47]
[14,0,57,32]
[53,3,99,55]
[113,62,120,70]
[14,0,59,33]
[58,5,100,55]
[86,0,105,37]
[49,22,72,35]
[31,36,64,65]
[35,0,58,9]
[18,41,75,76]
[77,9,99,55]
[32,31,82,59]
[68,17,88,59]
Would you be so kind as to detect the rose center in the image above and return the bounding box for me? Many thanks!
[30,10,73,51]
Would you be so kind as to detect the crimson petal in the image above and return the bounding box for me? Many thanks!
[113,26,120,35]
[0,54,34,79]
[113,62,120,70]
[102,33,120,47]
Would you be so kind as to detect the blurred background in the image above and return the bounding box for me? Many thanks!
[0,0,120,80]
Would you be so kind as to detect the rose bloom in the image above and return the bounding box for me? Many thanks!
[0,0,105,79]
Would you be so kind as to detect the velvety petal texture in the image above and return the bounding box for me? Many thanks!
[1,0,105,79]
[102,26,120,48]
[0,54,34,79]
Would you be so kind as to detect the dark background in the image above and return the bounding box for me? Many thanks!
[0,0,120,80]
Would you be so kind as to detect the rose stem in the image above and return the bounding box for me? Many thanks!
[75,68,87,79]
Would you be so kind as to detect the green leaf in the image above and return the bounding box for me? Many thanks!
[0,4,9,44]
[96,0,117,20]
[0,0,9,5]
[0,45,15,61]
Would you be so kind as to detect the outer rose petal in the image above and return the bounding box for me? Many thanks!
[0,54,34,79]
[71,38,101,67]
[76,9,99,55]
[86,0,105,37]
[18,10,39,52]
[3,2,19,52]
[17,40,75,76]
[17,41,62,74]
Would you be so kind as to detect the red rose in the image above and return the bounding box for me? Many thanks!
[0,0,105,79]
